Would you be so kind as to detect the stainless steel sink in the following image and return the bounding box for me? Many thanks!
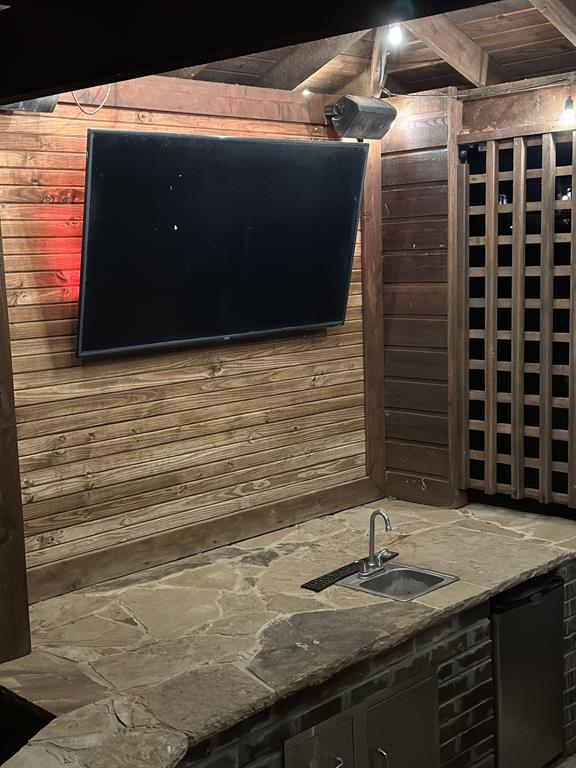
[337,562,458,602]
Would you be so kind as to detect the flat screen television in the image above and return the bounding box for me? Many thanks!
[77,129,368,358]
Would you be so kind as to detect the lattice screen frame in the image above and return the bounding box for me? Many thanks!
[464,132,576,506]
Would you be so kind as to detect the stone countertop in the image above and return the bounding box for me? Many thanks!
[4,499,576,767]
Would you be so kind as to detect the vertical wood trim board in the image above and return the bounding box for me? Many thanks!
[447,89,467,505]
[0,79,380,601]
[0,216,30,660]
[511,136,526,499]
[380,95,464,508]
[484,141,498,496]
[570,132,576,508]
[540,133,555,505]
[362,140,386,492]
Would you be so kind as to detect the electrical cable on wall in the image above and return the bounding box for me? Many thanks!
[71,83,112,115]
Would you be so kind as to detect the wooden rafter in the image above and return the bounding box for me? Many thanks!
[530,0,576,47]
[338,28,404,96]
[403,14,505,87]
[256,31,368,90]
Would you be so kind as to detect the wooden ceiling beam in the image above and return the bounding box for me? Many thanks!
[403,14,506,87]
[256,31,368,90]
[530,0,576,47]
[338,66,404,96]
[338,29,404,96]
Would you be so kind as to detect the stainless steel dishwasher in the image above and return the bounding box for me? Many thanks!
[492,573,565,768]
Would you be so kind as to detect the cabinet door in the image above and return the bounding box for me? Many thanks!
[285,717,355,768]
[365,677,439,768]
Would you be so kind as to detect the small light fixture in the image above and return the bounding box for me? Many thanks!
[387,24,404,47]
[302,88,312,97]
[562,94,575,125]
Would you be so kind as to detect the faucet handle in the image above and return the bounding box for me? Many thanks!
[376,549,398,567]
[358,558,372,576]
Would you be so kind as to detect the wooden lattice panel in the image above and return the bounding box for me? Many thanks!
[465,133,575,506]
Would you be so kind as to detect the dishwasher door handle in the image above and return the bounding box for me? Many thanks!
[376,747,390,767]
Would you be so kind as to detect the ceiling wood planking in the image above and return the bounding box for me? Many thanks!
[256,31,368,90]
[152,1,576,96]
[162,64,210,79]
[529,0,576,47]
[403,14,506,86]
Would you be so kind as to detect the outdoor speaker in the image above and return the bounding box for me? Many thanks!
[325,95,397,140]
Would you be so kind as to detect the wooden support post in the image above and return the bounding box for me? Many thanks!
[0,217,30,663]
[362,139,386,492]
[447,88,468,505]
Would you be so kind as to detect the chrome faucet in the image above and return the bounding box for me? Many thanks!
[359,509,396,577]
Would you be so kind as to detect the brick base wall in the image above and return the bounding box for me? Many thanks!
[178,605,494,768]
[179,565,576,768]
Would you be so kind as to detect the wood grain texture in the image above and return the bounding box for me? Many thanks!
[381,97,459,507]
[381,148,448,187]
[484,140,498,495]
[27,478,381,602]
[403,14,505,87]
[362,140,386,492]
[530,0,576,47]
[0,216,30,659]
[380,97,449,153]
[386,440,449,478]
[0,78,371,600]
[447,89,467,506]
[386,411,448,446]
[385,471,455,507]
[384,317,448,348]
[383,252,447,283]
[384,380,448,413]
[255,31,366,89]
[540,133,555,504]
[511,136,527,498]
[460,82,576,143]
[141,6,576,99]
[385,349,447,381]
[58,75,331,126]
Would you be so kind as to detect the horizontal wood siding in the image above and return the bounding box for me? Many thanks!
[381,100,456,506]
[0,80,375,600]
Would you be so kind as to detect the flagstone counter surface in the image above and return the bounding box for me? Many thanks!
[3,499,576,767]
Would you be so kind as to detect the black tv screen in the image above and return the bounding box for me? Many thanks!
[77,129,368,358]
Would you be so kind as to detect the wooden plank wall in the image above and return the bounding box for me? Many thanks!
[380,94,464,507]
[0,77,380,601]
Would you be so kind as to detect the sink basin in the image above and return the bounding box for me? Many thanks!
[337,562,459,602]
